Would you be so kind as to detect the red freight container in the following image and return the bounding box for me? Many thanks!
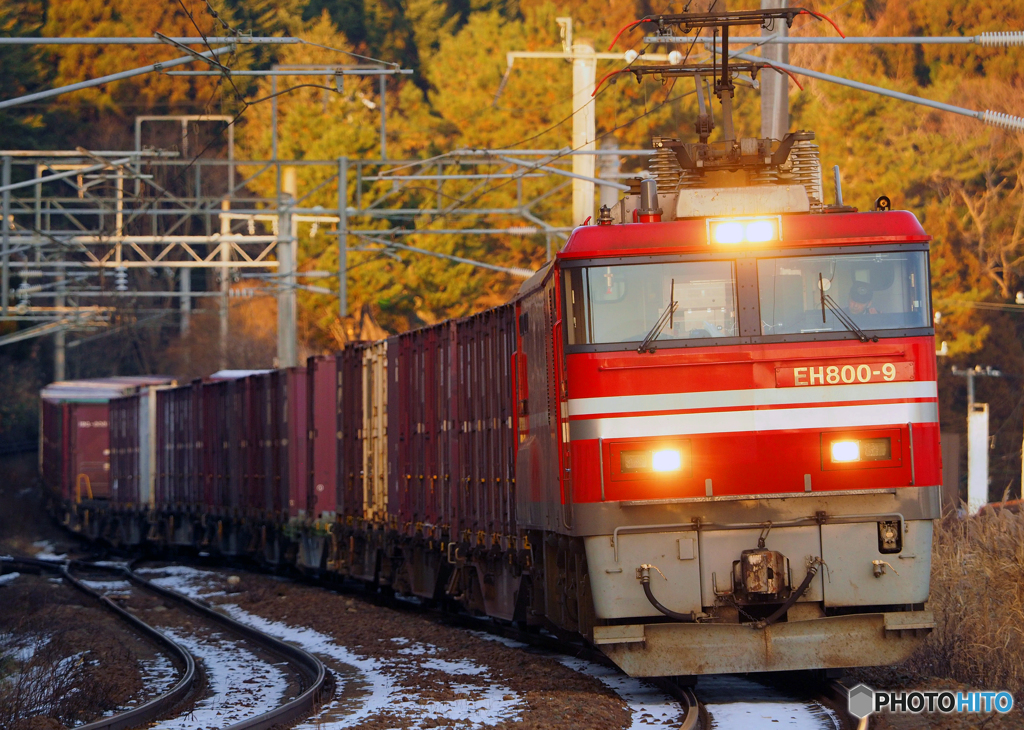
[249,369,307,520]
[67,402,114,500]
[286,367,308,519]
[452,305,517,544]
[40,377,176,504]
[202,379,232,512]
[337,344,368,520]
[250,372,280,516]
[109,394,142,505]
[307,355,338,518]
[155,381,203,508]
[389,324,454,535]
[40,399,65,498]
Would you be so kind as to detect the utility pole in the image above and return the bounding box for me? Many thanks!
[760,0,789,139]
[598,136,621,211]
[55,270,65,380]
[337,156,348,319]
[219,199,231,371]
[179,269,191,336]
[569,23,597,226]
[278,168,298,368]
[502,18,671,228]
[952,365,1001,514]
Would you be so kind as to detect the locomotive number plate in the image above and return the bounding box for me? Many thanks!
[775,361,915,387]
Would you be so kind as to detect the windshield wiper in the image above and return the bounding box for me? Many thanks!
[638,279,678,354]
[818,273,878,343]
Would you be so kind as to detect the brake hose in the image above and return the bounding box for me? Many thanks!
[638,564,697,622]
[754,564,819,629]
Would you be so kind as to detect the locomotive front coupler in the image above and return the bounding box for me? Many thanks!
[730,523,793,604]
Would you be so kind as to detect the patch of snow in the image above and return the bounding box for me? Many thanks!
[138,651,178,695]
[0,572,21,586]
[468,630,530,650]
[471,630,685,730]
[698,676,840,730]
[558,658,685,730]
[420,657,489,676]
[396,645,429,656]
[706,701,839,729]
[387,680,525,726]
[150,627,288,730]
[1,633,49,664]
[31,540,67,560]
[143,566,527,729]
[79,579,132,592]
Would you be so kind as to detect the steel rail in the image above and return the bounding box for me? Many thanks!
[120,564,329,730]
[1,557,197,730]
[2,556,329,730]
[649,678,703,730]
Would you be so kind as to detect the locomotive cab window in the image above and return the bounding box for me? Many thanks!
[565,261,737,345]
[757,251,931,336]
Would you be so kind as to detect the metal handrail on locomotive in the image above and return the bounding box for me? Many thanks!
[42,7,940,678]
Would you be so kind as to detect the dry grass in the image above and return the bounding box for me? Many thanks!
[904,509,1024,696]
[0,581,140,729]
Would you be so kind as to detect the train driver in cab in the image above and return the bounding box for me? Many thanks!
[848,281,879,316]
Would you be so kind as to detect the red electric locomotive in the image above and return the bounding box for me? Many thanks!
[533,183,939,676]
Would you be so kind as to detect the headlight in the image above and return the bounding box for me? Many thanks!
[707,216,781,245]
[828,437,893,464]
[744,219,775,242]
[831,440,860,462]
[713,221,745,244]
[652,449,682,472]
[619,446,684,474]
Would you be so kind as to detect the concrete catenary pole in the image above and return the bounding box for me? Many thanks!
[598,136,621,212]
[219,199,231,371]
[179,269,191,336]
[760,0,790,139]
[278,167,298,368]
[54,269,65,381]
[572,39,597,226]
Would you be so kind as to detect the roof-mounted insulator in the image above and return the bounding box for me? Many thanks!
[982,110,1024,132]
[977,31,1024,46]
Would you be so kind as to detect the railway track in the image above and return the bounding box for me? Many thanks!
[2,556,329,730]
[131,559,866,730]
[10,551,860,730]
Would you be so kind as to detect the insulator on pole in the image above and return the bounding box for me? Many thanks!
[983,110,1024,132]
[977,31,1024,47]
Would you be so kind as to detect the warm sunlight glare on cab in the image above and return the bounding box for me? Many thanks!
[707,216,780,245]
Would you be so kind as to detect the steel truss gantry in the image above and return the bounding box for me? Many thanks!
[0,144,652,372]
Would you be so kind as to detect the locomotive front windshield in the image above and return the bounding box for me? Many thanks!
[758,251,931,335]
[564,261,737,345]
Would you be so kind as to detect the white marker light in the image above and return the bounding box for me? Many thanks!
[831,440,861,463]
[744,219,775,242]
[652,449,682,472]
[668,50,684,65]
[713,221,745,244]
[624,49,639,64]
